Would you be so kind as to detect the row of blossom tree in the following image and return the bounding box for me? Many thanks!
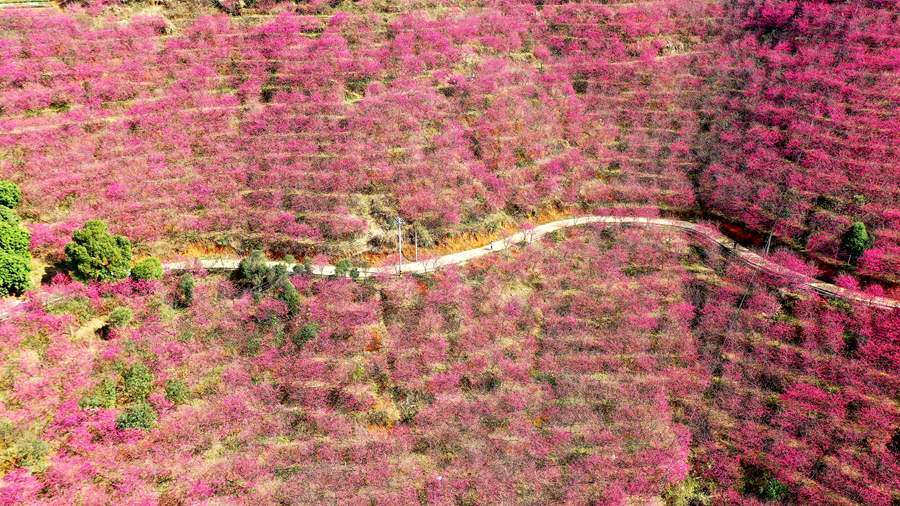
[0,223,895,502]
[0,1,717,262]
[693,0,898,282]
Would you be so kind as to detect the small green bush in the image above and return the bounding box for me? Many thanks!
[64,220,133,282]
[164,379,189,405]
[411,222,435,248]
[0,250,30,297]
[0,421,48,473]
[79,377,118,409]
[841,221,873,263]
[741,462,789,502]
[292,322,320,348]
[4,436,48,472]
[122,363,154,402]
[662,476,711,505]
[293,258,312,276]
[334,259,353,277]
[0,222,29,254]
[275,277,300,316]
[116,401,157,430]
[131,257,163,280]
[107,307,133,328]
[173,273,195,308]
[233,249,275,293]
[0,181,22,209]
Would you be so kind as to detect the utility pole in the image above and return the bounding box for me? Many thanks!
[396,217,405,275]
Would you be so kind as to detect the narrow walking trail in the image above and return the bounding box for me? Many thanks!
[164,215,899,310]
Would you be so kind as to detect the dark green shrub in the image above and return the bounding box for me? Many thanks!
[0,180,22,209]
[841,221,873,263]
[78,377,118,409]
[107,307,133,328]
[64,220,133,282]
[741,462,789,502]
[164,379,189,405]
[291,322,319,348]
[173,273,195,308]
[0,222,29,254]
[293,258,312,276]
[0,250,30,296]
[233,249,275,293]
[131,257,163,280]
[275,277,300,316]
[122,363,154,402]
[116,401,157,430]
[334,259,353,277]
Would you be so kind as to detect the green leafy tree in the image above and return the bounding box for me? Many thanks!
[122,363,154,402]
[334,259,353,277]
[116,401,157,430]
[0,208,19,226]
[0,181,22,209]
[107,307,133,328]
[173,273,195,308]
[64,220,133,282]
[841,221,873,263]
[0,187,31,296]
[275,276,301,316]
[131,257,163,280]
[0,250,30,297]
[0,222,29,254]
[292,322,320,348]
[233,249,275,294]
[164,379,189,405]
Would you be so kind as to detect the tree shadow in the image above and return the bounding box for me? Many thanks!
[40,262,66,285]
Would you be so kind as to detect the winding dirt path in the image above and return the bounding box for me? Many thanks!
[164,215,899,310]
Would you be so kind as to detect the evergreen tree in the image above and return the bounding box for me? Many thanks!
[841,222,872,263]
[64,220,133,282]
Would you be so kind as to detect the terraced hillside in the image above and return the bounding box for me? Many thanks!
[0,1,897,504]
[0,224,895,503]
[694,0,899,282]
[0,0,718,261]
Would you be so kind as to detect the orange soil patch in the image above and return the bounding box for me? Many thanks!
[363,204,579,267]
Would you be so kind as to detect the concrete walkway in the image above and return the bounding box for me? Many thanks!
[163,215,899,310]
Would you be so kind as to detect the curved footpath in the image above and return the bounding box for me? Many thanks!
[164,215,899,310]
